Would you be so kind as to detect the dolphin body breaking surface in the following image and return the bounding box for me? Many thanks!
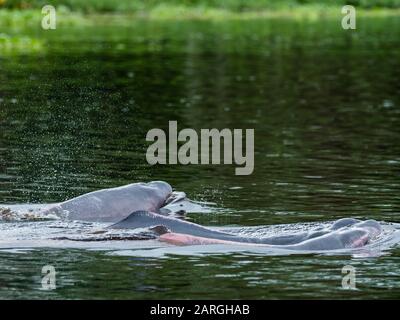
[110,211,383,251]
[46,181,173,222]
[1,181,199,223]
[110,211,334,245]
[0,181,389,252]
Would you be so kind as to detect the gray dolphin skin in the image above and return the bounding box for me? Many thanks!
[109,210,326,244]
[279,228,370,250]
[109,211,380,249]
[109,210,261,242]
[2,180,381,251]
[44,181,173,223]
[1,181,208,222]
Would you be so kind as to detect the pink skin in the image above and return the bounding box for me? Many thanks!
[350,233,370,248]
[159,232,266,246]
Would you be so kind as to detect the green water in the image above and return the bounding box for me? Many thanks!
[0,17,400,299]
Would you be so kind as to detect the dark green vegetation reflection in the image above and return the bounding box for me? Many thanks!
[0,16,400,298]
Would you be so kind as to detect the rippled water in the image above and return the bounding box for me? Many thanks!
[0,17,400,299]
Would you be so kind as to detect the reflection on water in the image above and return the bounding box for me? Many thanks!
[0,17,400,298]
[0,248,400,299]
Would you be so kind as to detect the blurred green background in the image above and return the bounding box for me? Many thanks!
[1,0,400,12]
[1,0,400,300]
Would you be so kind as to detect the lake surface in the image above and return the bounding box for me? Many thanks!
[0,16,400,299]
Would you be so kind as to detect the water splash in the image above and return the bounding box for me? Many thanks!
[0,211,399,259]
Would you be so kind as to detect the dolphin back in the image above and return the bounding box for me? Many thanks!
[109,211,316,244]
[109,212,382,250]
[56,181,172,222]
[109,211,234,239]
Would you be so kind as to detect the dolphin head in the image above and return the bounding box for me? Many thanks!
[338,228,370,248]
[147,181,173,196]
[352,220,382,238]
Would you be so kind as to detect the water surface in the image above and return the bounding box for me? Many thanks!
[0,17,400,299]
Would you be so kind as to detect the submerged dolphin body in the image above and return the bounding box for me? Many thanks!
[110,211,382,250]
[158,221,382,250]
[109,211,333,245]
[158,227,373,250]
